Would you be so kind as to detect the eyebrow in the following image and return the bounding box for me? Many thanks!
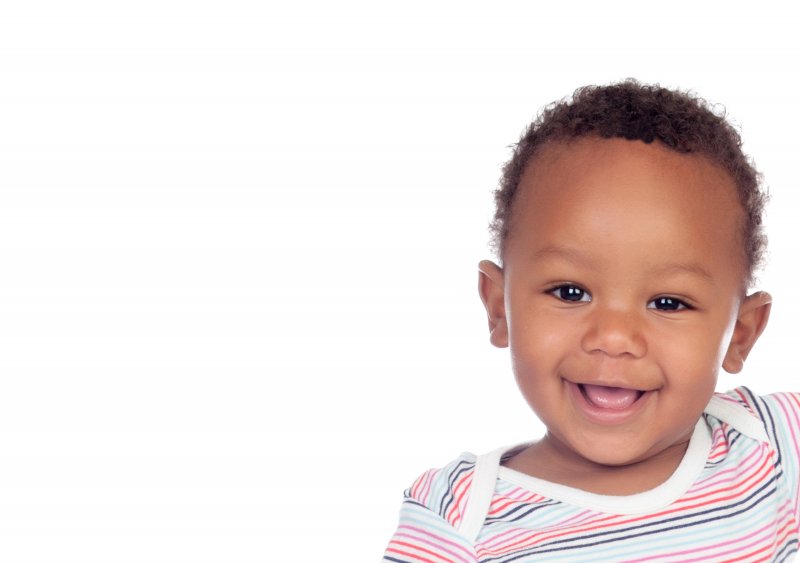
[532,245,596,265]
[531,245,716,283]
[647,262,715,283]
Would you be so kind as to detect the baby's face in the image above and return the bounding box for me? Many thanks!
[481,137,768,467]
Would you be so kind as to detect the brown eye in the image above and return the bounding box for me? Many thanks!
[649,297,689,311]
[551,285,591,303]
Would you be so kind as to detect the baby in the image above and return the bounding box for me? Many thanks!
[383,81,798,561]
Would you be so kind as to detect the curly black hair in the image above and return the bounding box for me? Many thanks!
[491,79,767,286]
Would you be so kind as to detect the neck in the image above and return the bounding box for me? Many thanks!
[502,434,691,495]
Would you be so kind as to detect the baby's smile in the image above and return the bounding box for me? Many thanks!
[566,379,652,425]
[578,383,645,410]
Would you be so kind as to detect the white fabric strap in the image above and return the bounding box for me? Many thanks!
[458,446,506,544]
[705,395,769,442]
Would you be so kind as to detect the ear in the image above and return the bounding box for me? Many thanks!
[478,260,509,348]
[722,291,772,374]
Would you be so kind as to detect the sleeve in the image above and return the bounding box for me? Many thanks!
[732,388,800,530]
[382,455,479,563]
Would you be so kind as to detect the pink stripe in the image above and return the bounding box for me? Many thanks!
[479,509,600,553]
[774,394,800,459]
[768,394,800,521]
[394,525,475,563]
[686,445,764,496]
[448,472,473,526]
[681,446,769,508]
[412,468,435,504]
[624,519,776,562]
[500,485,540,503]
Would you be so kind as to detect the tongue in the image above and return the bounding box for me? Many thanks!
[582,384,640,410]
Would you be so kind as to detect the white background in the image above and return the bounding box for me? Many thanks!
[1,1,798,561]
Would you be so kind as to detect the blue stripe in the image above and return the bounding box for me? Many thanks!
[485,469,779,561]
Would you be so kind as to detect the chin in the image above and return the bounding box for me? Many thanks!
[570,438,654,468]
[580,450,638,468]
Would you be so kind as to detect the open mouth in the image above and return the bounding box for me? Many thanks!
[579,383,645,410]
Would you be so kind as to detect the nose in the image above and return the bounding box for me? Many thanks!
[580,306,647,358]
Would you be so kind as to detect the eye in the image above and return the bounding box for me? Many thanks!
[648,296,691,311]
[550,284,591,303]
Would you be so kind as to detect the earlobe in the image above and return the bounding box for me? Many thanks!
[478,260,509,348]
[722,291,772,374]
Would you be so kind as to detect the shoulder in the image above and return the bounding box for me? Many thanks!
[711,387,800,425]
[403,452,478,528]
[708,387,800,454]
[383,454,481,562]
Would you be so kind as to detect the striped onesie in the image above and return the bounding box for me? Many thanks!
[384,388,800,562]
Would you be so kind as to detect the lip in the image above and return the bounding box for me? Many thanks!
[567,380,652,425]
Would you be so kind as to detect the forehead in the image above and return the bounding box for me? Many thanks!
[507,138,745,281]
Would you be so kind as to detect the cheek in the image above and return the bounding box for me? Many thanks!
[508,317,567,364]
[508,319,574,391]
[657,325,731,385]
[508,298,573,341]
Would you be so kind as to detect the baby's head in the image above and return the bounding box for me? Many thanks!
[491,80,767,289]
[477,80,772,470]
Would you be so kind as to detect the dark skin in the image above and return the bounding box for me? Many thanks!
[479,138,771,495]
[503,433,690,495]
